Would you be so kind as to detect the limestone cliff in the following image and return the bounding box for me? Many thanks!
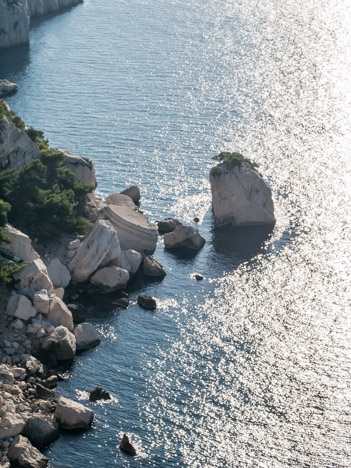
[0,0,83,50]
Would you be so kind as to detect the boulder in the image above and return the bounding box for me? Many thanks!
[90,266,129,292]
[164,225,205,251]
[69,219,121,283]
[74,323,100,350]
[11,318,25,329]
[0,114,41,169]
[23,416,59,449]
[33,290,50,314]
[157,218,182,233]
[0,224,39,262]
[119,434,137,456]
[100,205,157,255]
[210,162,275,226]
[110,249,142,276]
[52,287,64,300]
[14,259,53,297]
[106,193,136,210]
[0,414,25,439]
[137,294,157,311]
[7,435,48,468]
[47,296,74,331]
[23,355,44,375]
[54,396,94,430]
[142,255,166,277]
[89,386,111,402]
[6,294,37,320]
[63,150,96,187]
[120,185,140,204]
[0,0,30,50]
[0,79,18,97]
[48,258,71,288]
[42,326,76,360]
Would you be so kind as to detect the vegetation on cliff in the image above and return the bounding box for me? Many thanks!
[211,152,259,176]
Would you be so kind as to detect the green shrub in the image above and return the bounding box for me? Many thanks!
[212,152,259,170]
[211,166,223,177]
[25,127,49,150]
[0,261,24,286]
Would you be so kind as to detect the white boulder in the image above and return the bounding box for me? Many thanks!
[74,323,100,350]
[0,414,25,439]
[69,219,121,283]
[0,224,40,262]
[6,294,37,320]
[42,326,76,360]
[14,259,53,297]
[106,193,136,210]
[48,258,71,288]
[0,79,18,97]
[164,225,205,251]
[90,266,129,292]
[47,296,74,331]
[100,205,158,255]
[210,163,275,226]
[33,289,50,314]
[63,150,96,187]
[110,249,142,276]
[54,396,94,430]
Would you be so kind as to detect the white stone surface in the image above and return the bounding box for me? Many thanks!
[48,258,71,288]
[74,323,100,350]
[6,294,37,320]
[164,225,206,250]
[0,0,30,50]
[47,296,73,331]
[106,193,136,210]
[90,266,129,292]
[110,249,142,276]
[42,326,76,360]
[55,396,94,430]
[33,289,50,314]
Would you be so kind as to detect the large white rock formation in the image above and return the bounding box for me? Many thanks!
[100,205,158,255]
[69,219,120,282]
[0,114,41,169]
[0,224,40,262]
[210,163,275,226]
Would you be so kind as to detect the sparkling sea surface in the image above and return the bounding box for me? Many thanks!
[1,0,351,466]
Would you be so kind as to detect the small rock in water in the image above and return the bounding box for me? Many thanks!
[112,297,129,309]
[89,386,111,401]
[119,434,137,456]
[137,294,157,311]
[194,274,204,281]
[193,217,200,223]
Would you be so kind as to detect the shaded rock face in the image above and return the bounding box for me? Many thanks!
[6,294,37,320]
[42,325,76,360]
[0,114,41,169]
[0,79,18,97]
[210,163,275,226]
[8,435,48,468]
[101,205,158,255]
[69,219,121,283]
[23,416,59,449]
[142,255,166,277]
[0,224,40,262]
[0,0,30,50]
[90,266,129,292]
[164,225,205,251]
[29,0,83,18]
[74,322,100,350]
[54,396,94,430]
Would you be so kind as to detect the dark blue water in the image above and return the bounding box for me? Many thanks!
[1,0,351,466]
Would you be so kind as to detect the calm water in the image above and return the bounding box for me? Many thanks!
[1,0,351,466]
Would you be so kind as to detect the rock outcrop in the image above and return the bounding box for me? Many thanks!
[0,114,41,169]
[69,219,121,283]
[100,205,158,255]
[119,434,137,456]
[0,0,30,50]
[164,225,205,251]
[0,224,40,262]
[0,79,18,97]
[54,396,94,430]
[210,162,275,226]
[23,416,59,449]
[157,218,181,233]
[90,265,129,292]
[137,294,157,311]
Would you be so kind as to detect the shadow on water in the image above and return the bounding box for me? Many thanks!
[0,44,30,79]
[210,223,274,270]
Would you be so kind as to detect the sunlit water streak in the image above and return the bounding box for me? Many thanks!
[1,0,351,466]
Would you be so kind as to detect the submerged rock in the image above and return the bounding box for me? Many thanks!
[119,434,137,456]
[54,396,94,430]
[210,161,275,226]
[89,386,111,401]
[137,294,157,311]
[164,225,205,251]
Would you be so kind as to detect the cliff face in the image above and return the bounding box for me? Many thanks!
[29,0,83,19]
[0,0,83,50]
[0,0,30,50]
